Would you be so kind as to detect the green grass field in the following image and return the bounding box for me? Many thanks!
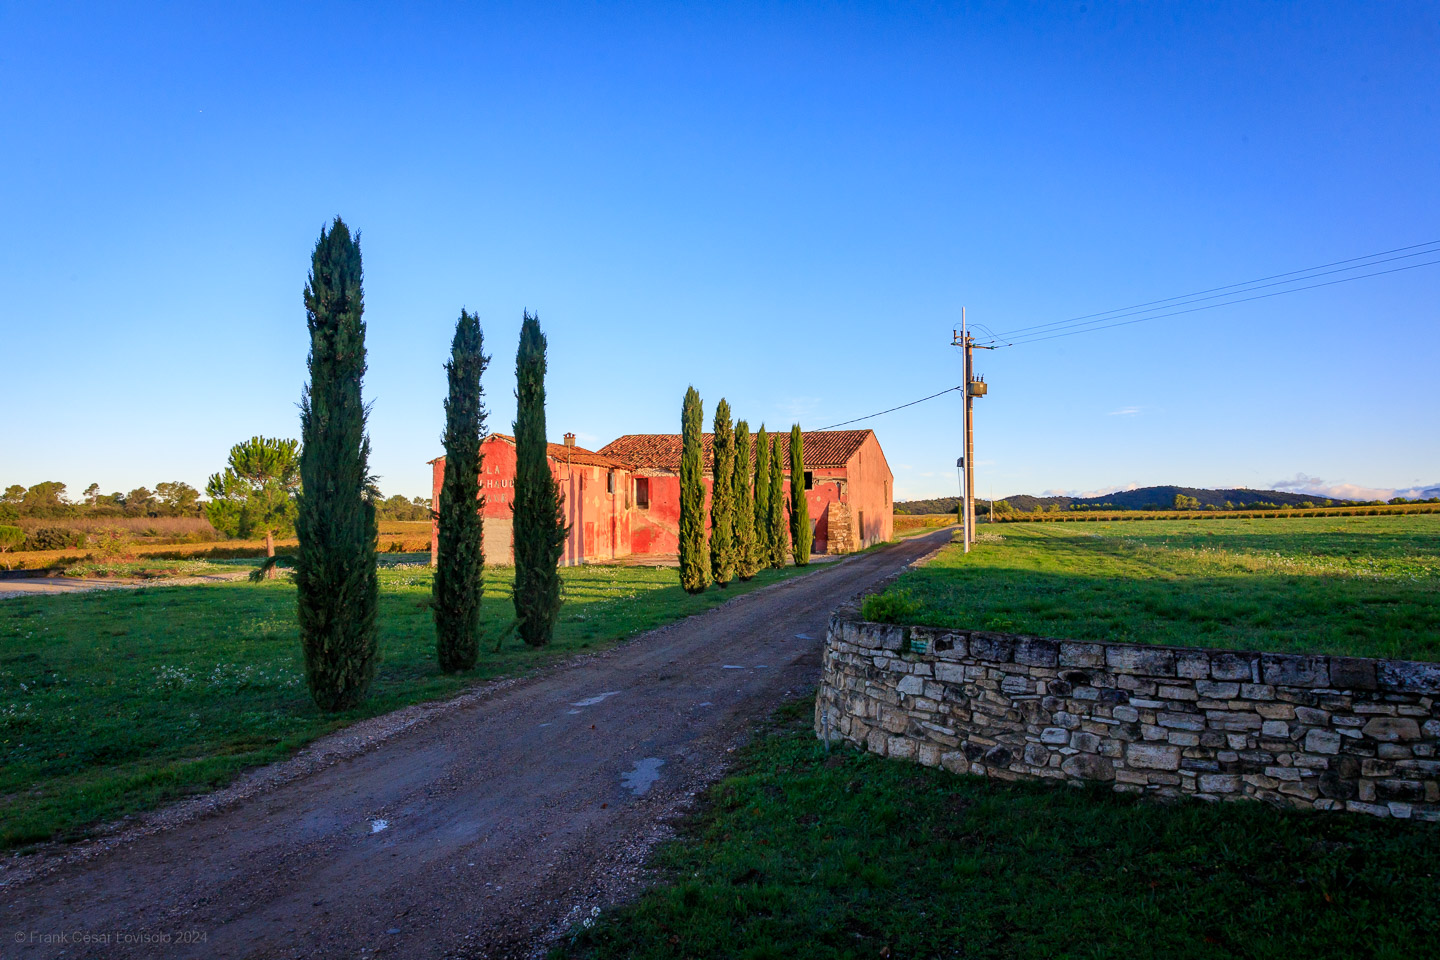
[0,559,817,849]
[559,700,1440,960]
[862,515,1440,662]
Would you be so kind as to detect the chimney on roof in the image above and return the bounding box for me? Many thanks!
[563,433,576,448]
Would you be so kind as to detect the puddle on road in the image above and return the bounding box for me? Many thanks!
[571,691,621,708]
[370,819,390,834]
[621,757,664,796]
[795,633,814,640]
[721,664,745,670]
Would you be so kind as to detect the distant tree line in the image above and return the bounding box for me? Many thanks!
[895,485,1438,516]
[0,480,202,519]
[0,476,428,530]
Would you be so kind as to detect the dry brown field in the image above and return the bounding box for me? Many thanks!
[2,523,435,571]
[893,513,956,534]
[10,516,217,538]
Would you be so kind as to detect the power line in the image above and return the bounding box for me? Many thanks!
[808,242,1438,431]
[999,256,1440,347]
[992,239,1440,341]
[816,385,963,430]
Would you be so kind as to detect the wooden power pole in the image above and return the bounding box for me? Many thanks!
[953,311,991,554]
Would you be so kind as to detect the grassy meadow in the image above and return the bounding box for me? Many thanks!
[559,700,1440,960]
[863,514,1440,662]
[0,558,817,849]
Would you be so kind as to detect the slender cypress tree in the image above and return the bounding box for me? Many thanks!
[754,424,772,564]
[767,434,787,568]
[295,217,379,711]
[512,312,567,647]
[710,399,736,586]
[433,310,489,673]
[679,387,709,593]
[789,424,811,566]
[733,420,758,580]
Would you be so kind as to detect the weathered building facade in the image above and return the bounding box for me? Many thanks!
[430,428,892,565]
[429,433,634,566]
[598,429,893,556]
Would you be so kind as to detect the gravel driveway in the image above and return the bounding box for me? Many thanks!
[0,530,950,959]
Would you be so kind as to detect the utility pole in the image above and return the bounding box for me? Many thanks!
[953,310,991,553]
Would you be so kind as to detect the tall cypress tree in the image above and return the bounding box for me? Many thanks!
[433,309,488,673]
[733,420,759,580]
[710,399,736,587]
[754,424,772,565]
[512,312,567,647]
[789,424,811,566]
[679,386,709,593]
[767,434,787,568]
[295,217,379,712]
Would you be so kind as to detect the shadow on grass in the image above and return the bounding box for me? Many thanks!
[559,700,1440,960]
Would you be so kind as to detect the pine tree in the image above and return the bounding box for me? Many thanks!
[754,424,772,564]
[295,218,379,711]
[679,386,709,593]
[789,424,811,566]
[433,309,489,673]
[733,420,758,580]
[710,399,736,586]
[512,312,568,647]
[767,433,787,568]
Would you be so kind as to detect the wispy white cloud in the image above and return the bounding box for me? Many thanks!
[1107,406,1141,417]
[1271,472,1440,501]
[1041,482,1142,498]
[779,396,823,423]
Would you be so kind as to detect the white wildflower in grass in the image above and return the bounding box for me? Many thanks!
[154,665,196,690]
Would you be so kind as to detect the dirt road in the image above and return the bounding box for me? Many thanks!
[1,531,950,959]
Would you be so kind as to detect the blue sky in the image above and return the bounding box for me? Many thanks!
[2,1,1436,503]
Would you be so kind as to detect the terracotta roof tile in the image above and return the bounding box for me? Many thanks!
[432,434,632,470]
[599,430,873,471]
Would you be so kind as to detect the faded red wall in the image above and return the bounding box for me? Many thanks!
[845,434,893,547]
[431,437,634,566]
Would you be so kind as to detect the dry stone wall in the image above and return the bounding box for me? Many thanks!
[815,611,1440,820]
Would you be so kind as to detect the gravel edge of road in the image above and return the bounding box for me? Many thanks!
[0,542,939,891]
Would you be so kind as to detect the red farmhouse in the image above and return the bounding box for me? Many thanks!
[429,429,892,565]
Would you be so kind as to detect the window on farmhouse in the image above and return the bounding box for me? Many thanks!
[607,470,615,494]
[635,477,650,509]
[804,471,813,490]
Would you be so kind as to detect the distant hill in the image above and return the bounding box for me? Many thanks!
[895,486,1359,515]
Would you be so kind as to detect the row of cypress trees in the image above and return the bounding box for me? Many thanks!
[679,387,809,595]
[295,218,565,712]
[434,309,567,673]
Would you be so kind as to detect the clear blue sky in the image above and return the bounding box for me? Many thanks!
[3,2,1437,503]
